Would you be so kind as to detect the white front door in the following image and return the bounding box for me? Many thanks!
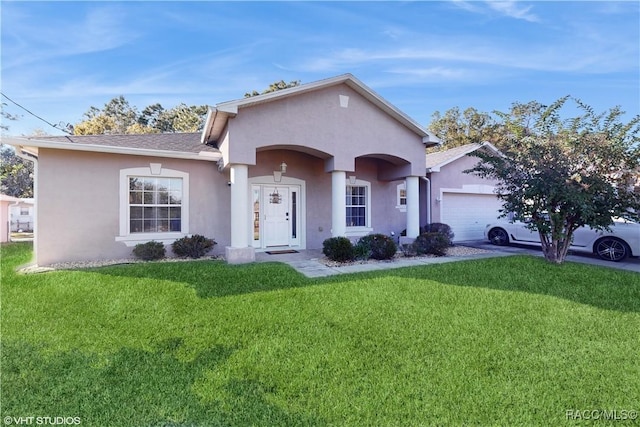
[263,186,290,247]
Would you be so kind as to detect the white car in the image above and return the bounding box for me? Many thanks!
[484,218,640,262]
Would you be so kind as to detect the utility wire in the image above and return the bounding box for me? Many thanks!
[1,92,74,134]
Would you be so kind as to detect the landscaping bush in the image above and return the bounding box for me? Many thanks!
[422,223,455,244]
[400,242,418,257]
[353,240,373,261]
[322,237,355,262]
[356,234,398,260]
[172,234,216,258]
[132,241,166,261]
[413,232,450,256]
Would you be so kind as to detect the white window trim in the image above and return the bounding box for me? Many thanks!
[396,182,407,212]
[345,179,373,237]
[116,165,190,247]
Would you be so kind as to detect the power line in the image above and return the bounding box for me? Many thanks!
[1,92,74,134]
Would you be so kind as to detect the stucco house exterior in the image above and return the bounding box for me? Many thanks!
[1,195,34,242]
[6,74,440,265]
[426,142,502,241]
[9,198,34,232]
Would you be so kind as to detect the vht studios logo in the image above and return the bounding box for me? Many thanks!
[4,417,81,425]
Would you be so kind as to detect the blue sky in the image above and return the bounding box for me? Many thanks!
[2,1,639,136]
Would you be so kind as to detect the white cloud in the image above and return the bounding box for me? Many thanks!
[486,1,539,22]
[451,0,539,22]
[2,4,139,70]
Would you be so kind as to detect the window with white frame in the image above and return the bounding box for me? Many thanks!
[345,179,372,234]
[346,185,367,227]
[129,177,183,233]
[117,165,189,246]
[396,182,407,212]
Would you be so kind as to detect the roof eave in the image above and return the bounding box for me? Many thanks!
[3,137,221,162]
[201,106,235,144]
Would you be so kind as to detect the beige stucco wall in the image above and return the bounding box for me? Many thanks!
[428,154,499,224]
[1,200,12,242]
[36,148,229,265]
[221,84,426,177]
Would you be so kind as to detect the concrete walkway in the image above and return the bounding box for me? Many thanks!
[255,243,640,278]
[255,247,513,278]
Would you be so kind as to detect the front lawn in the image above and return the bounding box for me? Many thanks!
[2,242,639,426]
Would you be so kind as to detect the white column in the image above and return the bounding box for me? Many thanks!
[230,164,249,247]
[406,176,420,238]
[331,170,346,237]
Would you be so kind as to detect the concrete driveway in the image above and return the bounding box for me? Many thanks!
[458,240,640,273]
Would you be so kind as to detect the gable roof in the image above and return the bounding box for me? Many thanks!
[426,142,500,172]
[4,133,221,162]
[201,73,440,146]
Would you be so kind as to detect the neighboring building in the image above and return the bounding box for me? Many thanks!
[5,74,440,265]
[9,198,34,232]
[0,195,34,242]
[426,142,502,241]
[1,194,20,243]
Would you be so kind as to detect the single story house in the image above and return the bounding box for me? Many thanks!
[6,74,441,265]
[0,195,34,242]
[9,197,34,232]
[426,142,502,241]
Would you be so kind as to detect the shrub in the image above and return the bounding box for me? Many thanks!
[356,234,397,260]
[172,234,216,258]
[132,241,166,261]
[322,237,355,262]
[353,240,372,261]
[400,243,418,257]
[413,232,450,256]
[423,223,455,244]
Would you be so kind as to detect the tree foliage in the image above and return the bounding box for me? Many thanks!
[244,80,301,98]
[428,107,502,151]
[1,102,21,132]
[73,96,207,135]
[1,145,33,197]
[466,96,640,264]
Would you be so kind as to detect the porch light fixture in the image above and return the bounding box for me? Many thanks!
[273,161,288,182]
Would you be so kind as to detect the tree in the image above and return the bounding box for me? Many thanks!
[73,97,207,135]
[428,107,500,150]
[244,80,301,98]
[467,96,640,264]
[0,145,34,197]
[1,102,20,132]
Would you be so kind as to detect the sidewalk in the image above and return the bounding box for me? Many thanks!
[255,242,640,278]
[255,247,512,278]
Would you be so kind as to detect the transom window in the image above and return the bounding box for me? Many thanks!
[129,177,182,233]
[346,185,367,227]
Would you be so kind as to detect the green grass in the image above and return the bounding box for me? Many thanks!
[2,242,639,426]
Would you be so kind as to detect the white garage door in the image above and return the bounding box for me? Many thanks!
[441,193,503,241]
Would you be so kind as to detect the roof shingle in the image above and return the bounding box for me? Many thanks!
[25,132,219,154]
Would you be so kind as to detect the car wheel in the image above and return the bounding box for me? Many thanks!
[488,228,509,246]
[594,237,630,262]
